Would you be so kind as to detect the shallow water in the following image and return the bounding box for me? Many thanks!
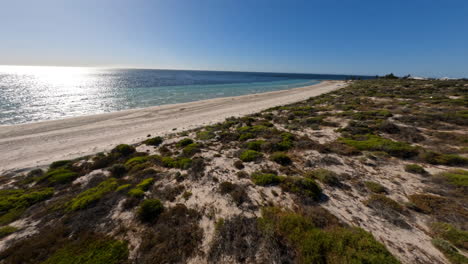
[0,66,362,125]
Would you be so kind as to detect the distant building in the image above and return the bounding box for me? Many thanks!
[408,76,426,80]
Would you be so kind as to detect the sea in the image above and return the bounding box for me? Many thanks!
[0,66,371,125]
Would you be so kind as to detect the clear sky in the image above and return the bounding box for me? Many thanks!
[1,0,467,77]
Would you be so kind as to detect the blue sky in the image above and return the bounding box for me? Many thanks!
[1,0,467,77]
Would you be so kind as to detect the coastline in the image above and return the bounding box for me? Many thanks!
[0,80,345,174]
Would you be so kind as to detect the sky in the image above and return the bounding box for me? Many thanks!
[0,0,467,77]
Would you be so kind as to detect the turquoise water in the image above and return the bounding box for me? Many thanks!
[0,66,361,125]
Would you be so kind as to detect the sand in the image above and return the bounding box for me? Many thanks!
[0,80,344,174]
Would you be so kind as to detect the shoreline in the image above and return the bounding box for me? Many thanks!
[0,80,345,174]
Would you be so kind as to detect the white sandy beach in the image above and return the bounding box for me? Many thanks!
[0,80,345,174]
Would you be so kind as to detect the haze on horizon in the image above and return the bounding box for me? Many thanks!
[1,0,467,78]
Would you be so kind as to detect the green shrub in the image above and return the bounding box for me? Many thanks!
[144,136,163,146]
[41,237,128,264]
[136,178,155,191]
[0,188,54,215]
[251,172,282,186]
[364,181,386,193]
[108,164,126,178]
[116,184,131,192]
[259,208,399,264]
[239,132,254,141]
[276,132,295,151]
[176,138,194,148]
[280,177,322,200]
[432,238,467,264]
[365,194,403,212]
[138,199,164,222]
[68,178,118,211]
[124,156,149,170]
[420,151,468,166]
[219,182,235,194]
[339,134,418,158]
[49,160,72,169]
[0,226,18,238]
[437,169,468,187]
[182,143,201,157]
[270,152,292,165]
[160,156,192,169]
[305,169,341,186]
[43,167,78,185]
[128,188,145,198]
[239,150,262,162]
[196,130,215,140]
[246,140,265,151]
[430,222,468,250]
[404,164,426,174]
[111,144,136,156]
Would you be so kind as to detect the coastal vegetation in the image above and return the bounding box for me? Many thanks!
[1,79,467,263]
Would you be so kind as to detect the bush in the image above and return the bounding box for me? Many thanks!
[108,164,126,177]
[136,178,155,191]
[419,151,468,166]
[160,156,192,169]
[0,226,18,238]
[339,134,418,158]
[404,164,426,175]
[138,199,164,222]
[0,188,54,224]
[364,194,408,228]
[68,178,118,211]
[111,144,136,156]
[251,172,282,186]
[41,237,128,264]
[364,181,386,193]
[430,222,468,250]
[176,138,194,148]
[233,160,244,169]
[128,188,145,198]
[305,169,341,186]
[432,238,467,264]
[436,169,468,187]
[239,150,263,162]
[219,182,235,194]
[49,160,72,169]
[182,143,201,157]
[196,130,215,140]
[124,156,149,170]
[259,207,399,264]
[144,136,163,146]
[42,167,78,185]
[280,177,322,200]
[246,140,265,151]
[270,152,292,165]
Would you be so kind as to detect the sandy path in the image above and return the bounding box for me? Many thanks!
[0,81,344,174]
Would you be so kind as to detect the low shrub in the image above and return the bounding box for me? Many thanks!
[160,156,192,169]
[128,188,145,198]
[364,181,386,193]
[219,182,235,194]
[239,150,263,162]
[419,151,468,166]
[339,134,418,158]
[251,172,282,186]
[245,140,265,151]
[111,144,136,156]
[196,130,215,140]
[269,152,292,166]
[259,207,399,264]
[108,164,127,177]
[176,138,194,148]
[138,199,164,222]
[42,167,78,185]
[364,194,408,228]
[41,237,128,264]
[182,143,201,157]
[436,169,468,187]
[124,156,150,170]
[0,226,18,238]
[116,184,131,192]
[68,178,118,211]
[305,169,341,186]
[404,164,427,175]
[136,178,155,191]
[280,177,322,200]
[430,222,468,250]
[144,136,163,146]
[49,160,72,169]
[233,160,244,169]
[432,238,467,264]
[0,188,54,224]
[218,182,249,205]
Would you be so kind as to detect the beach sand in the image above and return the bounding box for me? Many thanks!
[0,80,345,174]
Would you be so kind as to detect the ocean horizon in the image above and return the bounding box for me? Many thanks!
[0,65,372,125]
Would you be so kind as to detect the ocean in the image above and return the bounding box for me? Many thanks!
[0,66,369,125]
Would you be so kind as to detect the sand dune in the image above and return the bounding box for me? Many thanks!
[0,80,344,174]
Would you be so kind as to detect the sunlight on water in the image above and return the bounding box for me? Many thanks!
[0,65,334,125]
